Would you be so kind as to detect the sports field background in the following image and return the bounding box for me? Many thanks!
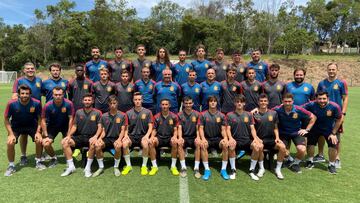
[0,84,359,202]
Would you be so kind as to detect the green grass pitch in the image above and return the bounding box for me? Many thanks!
[0,84,359,202]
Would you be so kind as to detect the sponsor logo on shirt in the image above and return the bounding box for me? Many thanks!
[292,113,298,119]
[30,107,35,113]
[216,117,221,123]
[326,110,332,117]
[116,117,121,123]
[268,115,273,121]
[91,115,96,121]
[61,107,67,113]
[244,116,249,123]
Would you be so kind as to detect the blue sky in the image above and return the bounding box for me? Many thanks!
[0,0,309,26]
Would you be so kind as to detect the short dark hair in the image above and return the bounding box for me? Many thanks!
[259,93,268,100]
[108,95,118,104]
[91,46,100,50]
[283,93,294,100]
[114,46,123,52]
[269,63,280,70]
[133,92,142,97]
[232,50,241,55]
[183,96,193,102]
[252,49,262,54]
[293,67,306,76]
[48,62,61,71]
[196,44,206,52]
[315,91,329,98]
[160,98,170,104]
[83,93,93,99]
[234,95,245,103]
[136,44,146,50]
[216,48,224,53]
[75,64,84,69]
[207,95,218,104]
[246,67,255,74]
[226,66,236,73]
[17,84,32,95]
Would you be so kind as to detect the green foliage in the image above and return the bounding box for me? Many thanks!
[0,0,359,71]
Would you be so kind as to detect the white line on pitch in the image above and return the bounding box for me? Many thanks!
[179,176,190,203]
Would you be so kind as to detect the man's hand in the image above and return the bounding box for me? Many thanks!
[7,134,16,145]
[298,129,309,137]
[328,134,338,145]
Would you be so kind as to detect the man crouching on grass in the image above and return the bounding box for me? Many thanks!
[4,85,44,176]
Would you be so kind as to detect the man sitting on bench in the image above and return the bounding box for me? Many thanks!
[61,94,102,177]
[149,99,181,176]
[253,93,286,180]
[92,95,128,177]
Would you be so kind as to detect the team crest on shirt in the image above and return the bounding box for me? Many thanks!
[30,107,35,113]
[268,115,273,121]
[304,87,309,92]
[326,110,332,117]
[127,87,132,92]
[232,86,237,92]
[61,107,67,113]
[195,88,199,93]
[244,116,249,123]
[239,68,244,73]
[259,65,263,70]
[192,116,197,122]
[170,86,174,91]
[149,84,153,90]
[122,64,126,69]
[116,117,121,123]
[83,84,88,90]
[216,117,221,123]
[292,113,298,119]
[186,67,190,72]
[36,82,40,88]
[107,87,112,92]
[141,114,146,119]
[214,86,218,91]
[91,115,96,121]
[223,65,227,70]
[276,85,282,91]
[61,82,65,87]
[101,65,105,68]
[205,64,209,68]
[333,84,339,90]
[253,85,259,91]
[169,119,174,125]
[145,63,149,67]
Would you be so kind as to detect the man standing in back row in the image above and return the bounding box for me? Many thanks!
[85,46,108,83]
